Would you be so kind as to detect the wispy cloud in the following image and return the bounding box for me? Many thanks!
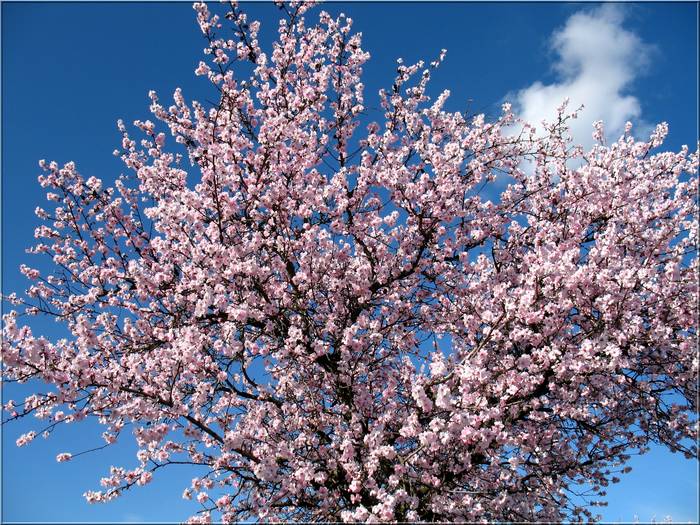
[122,513,146,523]
[511,4,653,148]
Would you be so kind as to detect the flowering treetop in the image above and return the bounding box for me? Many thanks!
[2,1,698,522]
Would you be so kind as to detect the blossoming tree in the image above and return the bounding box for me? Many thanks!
[3,1,698,522]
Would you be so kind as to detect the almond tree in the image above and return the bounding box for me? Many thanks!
[3,1,698,522]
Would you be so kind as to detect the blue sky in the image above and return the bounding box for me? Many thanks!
[1,1,698,522]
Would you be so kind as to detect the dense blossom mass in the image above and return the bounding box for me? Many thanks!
[2,1,698,522]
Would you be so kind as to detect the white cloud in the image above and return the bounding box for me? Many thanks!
[511,4,653,148]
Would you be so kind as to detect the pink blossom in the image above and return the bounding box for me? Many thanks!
[2,2,697,523]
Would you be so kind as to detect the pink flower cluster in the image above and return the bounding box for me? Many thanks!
[2,1,697,522]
